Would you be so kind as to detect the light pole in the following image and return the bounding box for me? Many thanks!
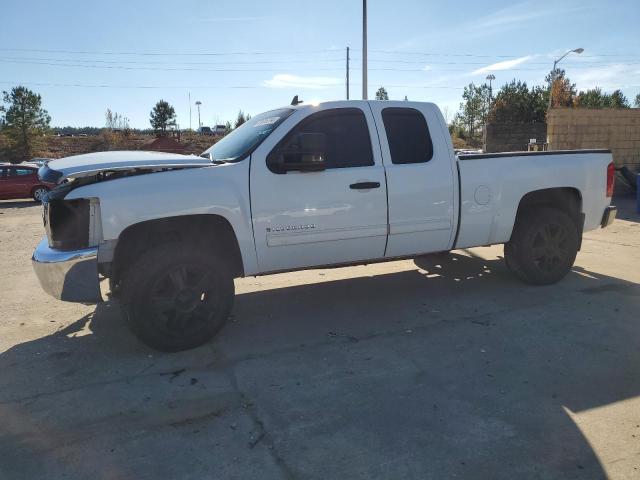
[485,74,495,130]
[195,101,202,130]
[548,48,584,110]
[362,0,367,100]
[486,74,495,104]
[346,46,350,100]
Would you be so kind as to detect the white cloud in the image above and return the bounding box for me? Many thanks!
[472,56,533,74]
[571,64,640,91]
[389,2,591,50]
[262,74,342,89]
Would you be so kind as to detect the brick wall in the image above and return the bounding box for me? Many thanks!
[484,122,547,153]
[547,108,640,170]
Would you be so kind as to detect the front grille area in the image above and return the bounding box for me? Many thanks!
[46,199,90,250]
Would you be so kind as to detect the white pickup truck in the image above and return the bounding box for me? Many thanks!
[33,100,617,351]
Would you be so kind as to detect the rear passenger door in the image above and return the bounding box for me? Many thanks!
[369,103,456,257]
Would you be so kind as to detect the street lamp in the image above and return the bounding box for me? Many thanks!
[195,101,202,130]
[548,48,584,110]
[486,74,496,104]
[485,74,496,129]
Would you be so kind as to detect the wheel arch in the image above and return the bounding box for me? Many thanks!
[512,187,584,245]
[110,214,244,292]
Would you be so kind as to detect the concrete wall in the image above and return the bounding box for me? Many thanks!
[484,122,547,153]
[548,108,640,170]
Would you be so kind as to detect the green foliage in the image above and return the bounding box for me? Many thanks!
[608,90,630,108]
[457,83,491,139]
[574,88,630,108]
[488,80,546,123]
[234,110,248,128]
[0,86,50,161]
[635,93,640,108]
[375,86,389,100]
[149,100,176,133]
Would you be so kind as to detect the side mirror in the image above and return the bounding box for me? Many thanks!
[268,132,327,173]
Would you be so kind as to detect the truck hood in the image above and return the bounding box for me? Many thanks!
[39,150,212,184]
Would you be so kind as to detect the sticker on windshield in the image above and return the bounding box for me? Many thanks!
[253,116,280,127]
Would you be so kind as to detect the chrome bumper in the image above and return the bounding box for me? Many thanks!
[32,238,102,304]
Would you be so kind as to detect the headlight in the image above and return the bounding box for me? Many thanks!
[44,198,101,250]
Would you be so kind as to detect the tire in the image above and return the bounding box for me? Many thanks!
[504,207,579,285]
[120,242,235,352]
[32,186,49,202]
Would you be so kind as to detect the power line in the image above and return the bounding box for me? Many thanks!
[0,47,342,57]
[2,47,639,60]
[3,55,635,68]
[2,80,638,92]
[0,81,334,89]
[0,59,348,72]
[0,56,346,66]
[2,58,637,73]
[367,49,640,60]
[0,80,467,90]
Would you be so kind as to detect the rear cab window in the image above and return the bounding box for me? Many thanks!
[381,107,433,164]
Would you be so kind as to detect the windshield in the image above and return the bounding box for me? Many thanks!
[202,108,294,162]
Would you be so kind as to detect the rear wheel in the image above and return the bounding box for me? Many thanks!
[504,207,579,285]
[32,186,49,202]
[120,242,234,352]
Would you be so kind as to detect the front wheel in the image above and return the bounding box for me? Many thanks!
[120,242,235,352]
[504,207,579,285]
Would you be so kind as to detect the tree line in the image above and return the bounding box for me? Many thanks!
[452,70,640,141]
[0,85,252,162]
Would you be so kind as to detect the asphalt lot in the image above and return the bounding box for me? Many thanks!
[1,196,639,480]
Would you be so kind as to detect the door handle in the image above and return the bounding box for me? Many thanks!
[350,181,381,190]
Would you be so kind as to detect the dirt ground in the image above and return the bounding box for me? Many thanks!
[1,196,639,479]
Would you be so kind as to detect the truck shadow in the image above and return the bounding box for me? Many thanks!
[1,253,639,478]
[612,194,639,223]
[0,200,38,209]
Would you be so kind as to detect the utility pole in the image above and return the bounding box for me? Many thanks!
[195,101,202,129]
[362,0,367,100]
[189,92,192,131]
[346,46,350,100]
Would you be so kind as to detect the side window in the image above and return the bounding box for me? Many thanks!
[14,169,34,176]
[272,108,374,171]
[0,168,6,178]
[381,108,433,164]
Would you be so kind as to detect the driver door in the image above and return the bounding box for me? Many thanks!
[249,103,388,273]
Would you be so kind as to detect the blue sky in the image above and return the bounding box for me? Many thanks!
[1,0,639,128]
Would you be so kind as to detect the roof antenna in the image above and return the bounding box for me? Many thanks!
[291,95,303,106]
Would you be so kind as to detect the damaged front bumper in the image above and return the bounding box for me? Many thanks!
[32,237,102,304]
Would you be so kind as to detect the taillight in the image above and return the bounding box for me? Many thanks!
[606,162,615,197]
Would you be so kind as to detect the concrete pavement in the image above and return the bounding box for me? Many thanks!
[1,196,639,479]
